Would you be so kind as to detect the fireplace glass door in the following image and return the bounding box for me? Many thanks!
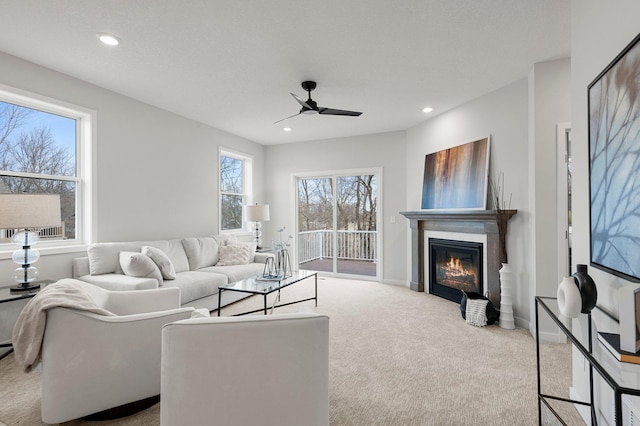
[429,238,483,303]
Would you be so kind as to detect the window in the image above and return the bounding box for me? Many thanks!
[0,85,93,249]
[219,149,252,232]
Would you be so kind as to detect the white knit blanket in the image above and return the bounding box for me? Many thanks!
[465,299,489,327]
[12,279,114,372]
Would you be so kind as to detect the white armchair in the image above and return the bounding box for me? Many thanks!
[40,284,195,424]
[161,313,330,426]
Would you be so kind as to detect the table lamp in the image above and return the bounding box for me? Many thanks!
[245,204,270,249]
[0,193,61,292]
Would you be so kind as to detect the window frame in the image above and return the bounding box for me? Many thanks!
[218,147,253,235]
[0,84,95,258]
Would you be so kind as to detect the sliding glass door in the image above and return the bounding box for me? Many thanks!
[296,171,379,279]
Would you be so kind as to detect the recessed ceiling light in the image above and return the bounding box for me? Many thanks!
[97,33,120,46]
[283,127,292,132]
[422,107,433,113]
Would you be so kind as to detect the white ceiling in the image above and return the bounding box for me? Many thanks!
[0,0,570,145]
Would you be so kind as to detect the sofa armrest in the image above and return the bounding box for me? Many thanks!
[73,257,90,278]
[76,274,159,291]
[254,252,276,264]
[77,306,194,323]
[102,287,183,315]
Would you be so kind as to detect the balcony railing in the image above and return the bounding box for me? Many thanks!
[298,230,377,263]
[0,224,66,243]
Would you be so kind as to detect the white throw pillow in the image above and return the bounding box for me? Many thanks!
[216,245,251,266]
[142,246,176,280]
[119,251,163,285]
[229,241,257,262]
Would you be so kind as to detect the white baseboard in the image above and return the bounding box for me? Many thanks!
[382,279,408,287]
[532,326,567,343]
[569,386,593,425]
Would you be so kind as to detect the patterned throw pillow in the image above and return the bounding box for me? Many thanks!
[216,244,251,266]
[228,241,257,263]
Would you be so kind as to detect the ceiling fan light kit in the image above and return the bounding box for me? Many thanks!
[275,81,362,124]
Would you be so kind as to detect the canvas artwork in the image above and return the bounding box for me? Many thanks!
[421,137,490,210]
[589,32,640,282]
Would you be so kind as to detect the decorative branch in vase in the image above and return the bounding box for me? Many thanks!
[490,172,515,264]
[490,172,517,330]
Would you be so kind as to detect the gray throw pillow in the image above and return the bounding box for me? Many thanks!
[119,251,163,285]
[182,237,220,270]
[142,245,176,280]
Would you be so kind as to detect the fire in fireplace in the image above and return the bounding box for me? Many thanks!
[429,238,483,303]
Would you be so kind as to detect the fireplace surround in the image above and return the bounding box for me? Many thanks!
[400,209,516,309]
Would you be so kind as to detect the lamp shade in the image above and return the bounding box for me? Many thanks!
[0,194,62,228]
[245,204,270,222]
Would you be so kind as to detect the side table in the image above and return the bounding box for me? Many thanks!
[0,280,53,360]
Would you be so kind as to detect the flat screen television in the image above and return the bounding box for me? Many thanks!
[421,136,490,210]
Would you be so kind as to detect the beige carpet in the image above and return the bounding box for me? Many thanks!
[0,277,583,425]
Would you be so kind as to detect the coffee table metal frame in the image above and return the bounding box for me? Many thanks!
[217,270,317,316]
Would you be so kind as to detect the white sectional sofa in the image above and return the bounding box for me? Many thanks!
[72,236,273,311]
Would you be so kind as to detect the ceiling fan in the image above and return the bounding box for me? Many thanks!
[274,81,362,124]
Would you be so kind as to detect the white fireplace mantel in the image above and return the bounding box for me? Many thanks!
[400,209,516,309]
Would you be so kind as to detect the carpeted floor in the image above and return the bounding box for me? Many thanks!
[0,277,583,425]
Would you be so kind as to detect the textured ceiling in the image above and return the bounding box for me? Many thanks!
[0,0,570,145]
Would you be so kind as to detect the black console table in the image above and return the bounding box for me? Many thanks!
[536,296,640,425]
[0,280,53,360]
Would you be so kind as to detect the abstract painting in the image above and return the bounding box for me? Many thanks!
[589,32,640,282]
[421,137,490,210]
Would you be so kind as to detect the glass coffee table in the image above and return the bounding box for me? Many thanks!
[217,270,317,316]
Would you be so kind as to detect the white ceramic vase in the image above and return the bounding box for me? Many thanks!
[499,262,515,329]
[557,276,581,318]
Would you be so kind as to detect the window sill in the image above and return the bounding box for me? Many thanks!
[0,242,88,260]
[220,230,253,237]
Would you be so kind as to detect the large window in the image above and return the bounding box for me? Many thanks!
[219,149,252,232]
[0,86,92,248]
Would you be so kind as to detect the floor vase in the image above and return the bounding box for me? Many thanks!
[499,263,515,329]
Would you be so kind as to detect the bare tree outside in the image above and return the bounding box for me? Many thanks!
[220,154,244,231]
[298,174,377,276]
[0,101,76,239]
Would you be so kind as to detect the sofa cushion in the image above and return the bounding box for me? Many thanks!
[200,262,265,283]
[88,242,149,275]
[163,271,228,305]
[119,251,163,285]
[142,246,176,280]
[76,274,160,291]
[217,245,250,266]
[182,237,220,270]
[147,240,190,273]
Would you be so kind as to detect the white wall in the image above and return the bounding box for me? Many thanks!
[528,58,571,339]
[406,79,531,327]
[263,131,407,284]
[0,51,266,281]
[570,0,640,420]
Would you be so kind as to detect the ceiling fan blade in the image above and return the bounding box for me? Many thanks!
[291,93,312,109]
[274,112,301,124]
[318,107,362,117]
